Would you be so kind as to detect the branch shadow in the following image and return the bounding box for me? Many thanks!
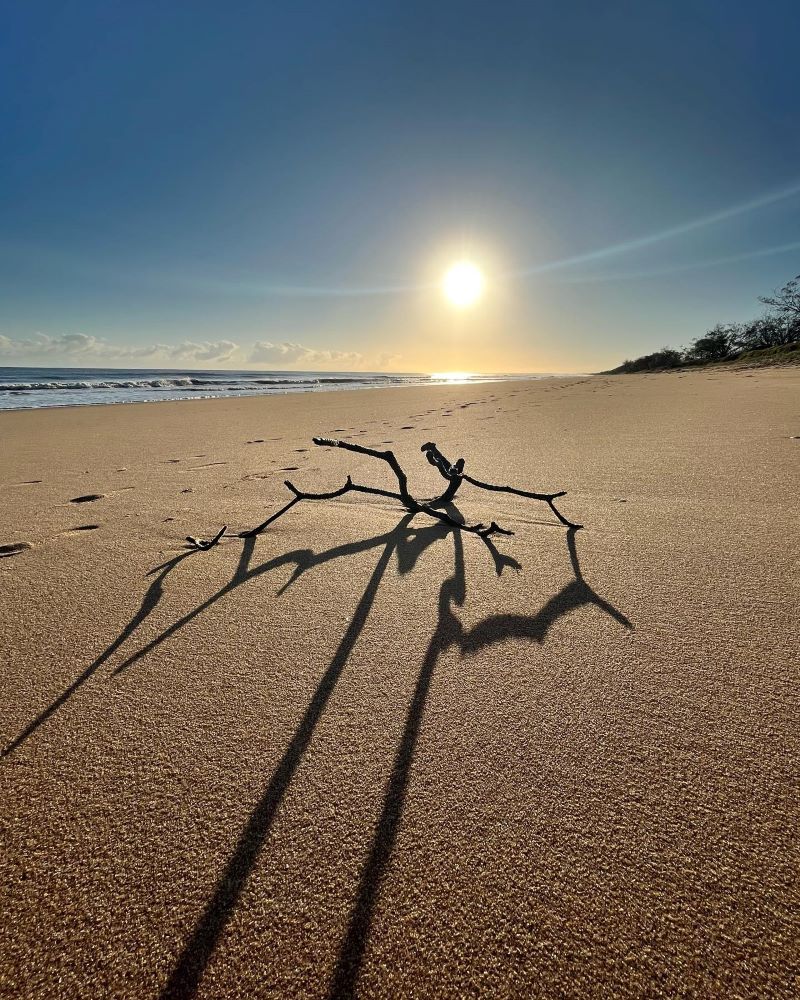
[3,517,456,757]
[159,513,453,999]
[3,549,197,757]
[326,526,632,997]
[327,529,468,997]
[4,501,630,1000]
[114,519,454,677]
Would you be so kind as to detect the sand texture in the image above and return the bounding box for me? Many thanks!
[1,370,798,999]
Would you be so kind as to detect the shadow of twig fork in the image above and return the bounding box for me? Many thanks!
[2,550,196,757]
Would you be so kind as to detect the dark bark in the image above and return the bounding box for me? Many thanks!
[186,436,580,548]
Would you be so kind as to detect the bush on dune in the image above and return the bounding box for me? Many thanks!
[606,271,800,373]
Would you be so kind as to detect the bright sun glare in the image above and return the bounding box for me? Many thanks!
[442,260,484,308]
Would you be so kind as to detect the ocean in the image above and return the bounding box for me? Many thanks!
[0,367,565,411]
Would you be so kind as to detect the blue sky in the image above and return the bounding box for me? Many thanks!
[1,0,798,371]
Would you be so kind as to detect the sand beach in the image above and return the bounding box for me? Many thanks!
[1,370,798,998]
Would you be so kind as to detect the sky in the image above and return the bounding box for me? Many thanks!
[1,0,799,373]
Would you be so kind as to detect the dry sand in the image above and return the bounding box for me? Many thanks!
[1,370,798,999]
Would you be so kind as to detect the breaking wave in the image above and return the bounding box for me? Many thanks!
[0,367,567,410]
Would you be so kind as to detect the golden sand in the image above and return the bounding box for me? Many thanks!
[1,370,798,998]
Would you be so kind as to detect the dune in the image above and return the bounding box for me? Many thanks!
[1,369,797,999]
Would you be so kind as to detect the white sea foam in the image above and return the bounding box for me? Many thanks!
[0,367,573,410]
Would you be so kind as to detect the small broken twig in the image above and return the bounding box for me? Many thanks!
[186,525,227,550]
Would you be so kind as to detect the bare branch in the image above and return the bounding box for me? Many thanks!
[189,433,581,548]
[313,437,411,500]
[460,474,581,529]
[415,503,514,538]
[239,497,300,538]
[421,442,582,529]
[240,477,404,539]
[421,442,466,505]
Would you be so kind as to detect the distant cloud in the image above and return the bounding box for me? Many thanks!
[250,340,363,367]
[376,352,402,369]
[0,332,238,364]
[0,332,121,358]
[169,340,239,362]
[0,331,376,369]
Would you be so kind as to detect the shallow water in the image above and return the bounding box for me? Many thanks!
[0,367,568,410]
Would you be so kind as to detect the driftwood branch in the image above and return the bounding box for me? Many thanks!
[186,437,581,549]
[421,442,581,529]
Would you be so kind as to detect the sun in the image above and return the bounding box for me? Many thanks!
[442,260,484,308]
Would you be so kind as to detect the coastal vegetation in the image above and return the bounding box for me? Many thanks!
[607,272,800,373]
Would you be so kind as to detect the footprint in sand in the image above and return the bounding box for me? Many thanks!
[69,486,134,503]
[0,541,34,557]
[2,523,100,557]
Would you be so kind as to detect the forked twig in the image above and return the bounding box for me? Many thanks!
[186,525,227,550]
[186,437,581,548]
[421,442,581,528]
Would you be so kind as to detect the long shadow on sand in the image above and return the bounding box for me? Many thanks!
[156,513,475,998]
[4,509,631,999]
[2,549,197,757]
[154,520,630,999]
[326,526,631,998]
[3,518,464,757]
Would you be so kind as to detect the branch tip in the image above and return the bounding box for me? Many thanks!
[187,525,227,550]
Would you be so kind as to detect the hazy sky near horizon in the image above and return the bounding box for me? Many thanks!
[1,0,799,373]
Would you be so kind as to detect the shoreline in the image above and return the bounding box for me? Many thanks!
[0,374,544,417]
[0,368,588,414]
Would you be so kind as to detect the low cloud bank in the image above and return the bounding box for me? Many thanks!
[0,332,399,370]
[0,332,154,359]
[168,340,238,362]
[250,340,363,367]
[0,333,239,364]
